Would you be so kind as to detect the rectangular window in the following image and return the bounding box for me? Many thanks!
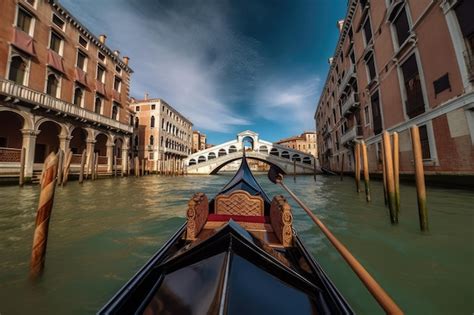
[401,54,425,118]
[393,7,410,47]
[115,65,122,74]
[79,35,88,49]
[151,104,156,110]
[98,51,106,63]
[17,7,32,34]
[370,91,383,135]
[363,17,373,45]
[364,106,370,125]
[52,13,65,31]
[113,76,121,91]
[76,50,87,71]
[419,125,431,159]
[49,30,62,54]
[135,106,140,111]
[366,54,376,82]
[96,64,105,82]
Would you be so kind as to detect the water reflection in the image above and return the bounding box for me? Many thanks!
[0,174,473,314]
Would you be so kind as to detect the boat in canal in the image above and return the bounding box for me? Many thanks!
[99,153,354,314]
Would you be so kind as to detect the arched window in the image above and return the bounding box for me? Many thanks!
[229,145,237,153]
[281,151,290,159]
[292,154,301,162]
[303,157,312,164]
[150,135,154,145]
[218,148,227,157]
[112,104,118,120]
[198,156,206,163]
[134,135,139,146]
[270,148,279,156]
[160,136,163,146]
[161,118,165,129]
[73,86,83,107]
[259,146,268,154]
[189,159,197,166]
[151,115,155,128]
[134,117,139,128]
[46,73,60,97]
[208,152,216,160]
[94,97,102,114]
[8,55,27,85]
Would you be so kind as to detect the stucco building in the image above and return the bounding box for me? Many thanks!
[314,0,474,177]
[276,131,318,158]
[0,0,134,181]
[192,130,207,153]
[130,96,193,172]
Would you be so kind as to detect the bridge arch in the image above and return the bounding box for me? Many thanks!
[228,145,237,153]
[210,156,286,175]
[270,148,279,156]
[218,148,227,157]
[281,151,290,159]
[189,158,197,166]
[292,154,301,162]
[208,152,216,160]
[198,155,206,163]
[303,157,312,164]
[258,145,268,154]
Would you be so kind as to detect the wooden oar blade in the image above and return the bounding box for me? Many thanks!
[268,165,283,184]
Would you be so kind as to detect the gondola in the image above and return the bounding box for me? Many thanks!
[99,152,378,314]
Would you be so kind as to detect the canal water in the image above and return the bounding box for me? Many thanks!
[0,174,472,314]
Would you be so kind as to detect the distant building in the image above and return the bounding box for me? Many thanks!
[130,96,193,172]
[315,0,474,176]
[192,130,207,153]
[0,0,134,179]
[276,131,318,158]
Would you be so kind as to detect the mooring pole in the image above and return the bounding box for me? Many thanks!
[61,150,72,186]
[392,132,400,214]
[79,150,86,184]
[381,141,388,206]
[56,149,64,186]
[410,126,428,231]
[340,153,344,181]
[313,156,317,181]
[354,142,361,193]
[19,147,26,187]
[361,141,371,202]
[30,152,58,279]
[382,131,398,224]
[114,156,117,177]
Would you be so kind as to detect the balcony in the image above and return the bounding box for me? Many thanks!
[341,92,360,117]
[0,79,133,133]
[340,125,363,145]
[337,65,356,97]
[463,49,474,82]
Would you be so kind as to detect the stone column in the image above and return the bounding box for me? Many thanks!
[21,129,38,179]
[121,146,129,174]
[106,143,114,173]
[59,135,71,153]
[85,139,96,175]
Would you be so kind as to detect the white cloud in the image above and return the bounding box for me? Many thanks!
[62,0,260,132]
[255,75,321,131]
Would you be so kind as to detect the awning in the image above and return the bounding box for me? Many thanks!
[11,28,36,56]
[95,81,106,96]
[47,50,65,74]
[74,67,87,86]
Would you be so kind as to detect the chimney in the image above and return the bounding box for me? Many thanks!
[123,56,130,65]
[144,93,149,100]
[98,34,107,44]
[328,57,334,65]
[337,20,344,32]
[113,50,120,56]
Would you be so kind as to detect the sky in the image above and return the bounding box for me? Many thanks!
[61,0,347,144]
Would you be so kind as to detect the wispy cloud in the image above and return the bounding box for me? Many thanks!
[62,0,262,132]
[254,75,321,131]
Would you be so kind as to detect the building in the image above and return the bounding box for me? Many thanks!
[276,131,318,158]
[130,96,193,172]
[192,130,207,153]
[314,0,474,177]
[0,0,134,181]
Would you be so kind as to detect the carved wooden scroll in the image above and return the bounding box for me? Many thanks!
[215,190,264,216]
[270,195,293,247]
[186,193,209,240]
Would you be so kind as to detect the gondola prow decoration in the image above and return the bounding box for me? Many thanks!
[268,166,403,315]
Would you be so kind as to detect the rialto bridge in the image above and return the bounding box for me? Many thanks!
[185,130,320,175]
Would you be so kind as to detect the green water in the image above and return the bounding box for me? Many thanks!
[0,175,473,314]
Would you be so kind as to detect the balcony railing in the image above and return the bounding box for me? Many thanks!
[338,64,356,96]
[0,147,21,162]
[341,92,360,117]
[463,49,474,82]
[340,125,363,145]
[0,79,133,133]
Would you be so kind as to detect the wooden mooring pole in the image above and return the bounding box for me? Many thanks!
[392,132,400,213]
[381,141,388,206]
[313,157,317,181]
[94,153,99,180]
[361,141,371,202]
[410,125,429,231]
[56,149,64,186]
[61,150,72,186]
[79,150,86,184]
[19,147,26,187]
[114,156,117,177]
[354,142,361,193]
[30,152,59,279]
[340,153,344,181]
[382,131,398,224]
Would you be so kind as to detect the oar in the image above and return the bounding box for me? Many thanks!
[268,166,403,314]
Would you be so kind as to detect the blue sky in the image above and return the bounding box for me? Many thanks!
[61,0,347,144]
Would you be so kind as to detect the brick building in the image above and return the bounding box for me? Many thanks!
[192,130,207,153]
[0,0,134,180]
[276,131,318,158]
[130,96,193,172]
[314,0,474,177]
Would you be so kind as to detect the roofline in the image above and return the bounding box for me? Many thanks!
[131,98,194,126]
[314,0,357,119]
[49,0,133,74]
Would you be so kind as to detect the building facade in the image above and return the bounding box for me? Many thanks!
[276,131,318,158]
[130,97,193,172]
[0,0,134,180]
[315,0,474,176]
[192,130,207,153]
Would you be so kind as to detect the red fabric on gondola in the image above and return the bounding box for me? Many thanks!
[75,67,87,86]
[47,50,65,74]
[11,28,36,56]
[207,214,269,223]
